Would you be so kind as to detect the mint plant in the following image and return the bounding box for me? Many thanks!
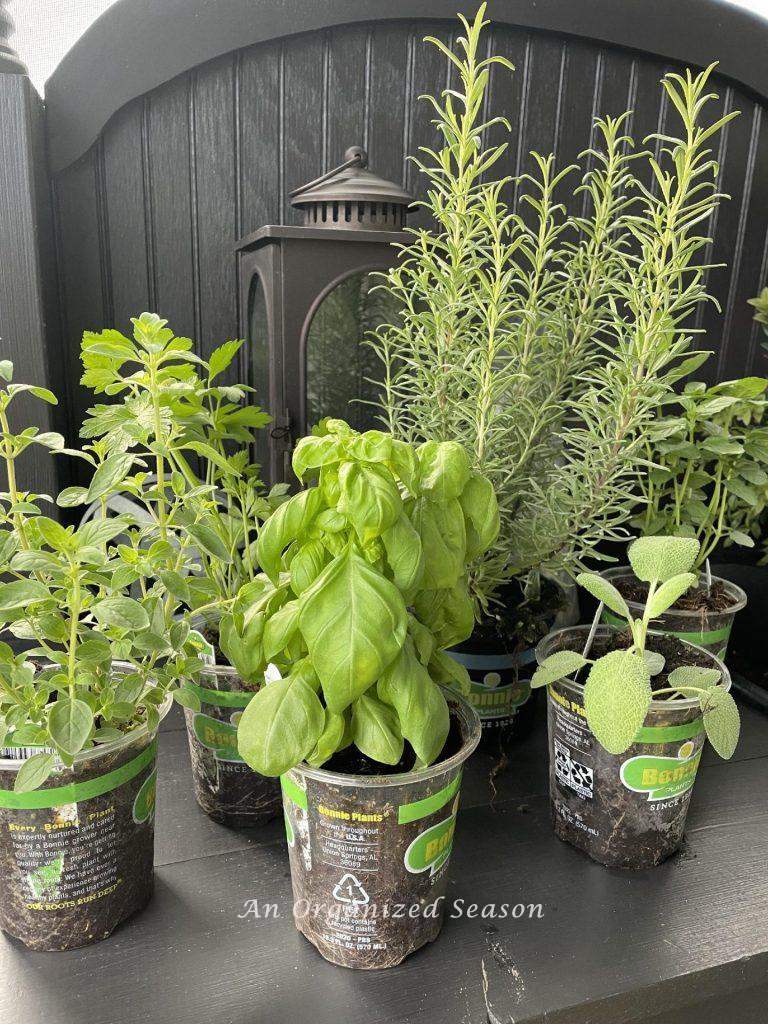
[73,313,284,671]
[0,363,200,793]
[372,6,737,614]
[635,377,768,566]
[235,419,499,776]
[532,537,740,757]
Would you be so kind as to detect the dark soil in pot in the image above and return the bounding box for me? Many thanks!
[282,692,481,969]
[538,626,727,870]
[183,666,281,828]
[449,580,563,750]
[0,726,161,951]
[602,569,747,660]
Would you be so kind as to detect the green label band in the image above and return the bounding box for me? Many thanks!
[398,772,461,824]
[281,774,308,811]
[601,608,731,645]
[0,738,158,811]
[635,719,705,744]
[183,680,257,708]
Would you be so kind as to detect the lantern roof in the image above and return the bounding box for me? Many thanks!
[289,146,412,230]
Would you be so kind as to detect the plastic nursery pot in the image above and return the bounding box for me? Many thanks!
[281,691,481,969]
[183,665,281,828]
[0,680,169,951]
[536,626,730,870]
[601,566,747,661]
[449,576,571,745]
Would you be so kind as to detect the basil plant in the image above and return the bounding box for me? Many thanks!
[531,537,740,758]
[235,419,499,776]
[0,363,201,793]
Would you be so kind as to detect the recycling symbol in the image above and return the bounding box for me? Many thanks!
[332,873,370,905]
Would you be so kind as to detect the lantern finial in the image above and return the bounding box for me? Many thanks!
[290,145,412,231]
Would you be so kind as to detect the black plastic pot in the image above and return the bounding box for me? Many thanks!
[183,665,281,827]
[281,691,481,969]
[0,695,168,950]
[536,626,730,870]
[601,567,747,660]
[448,577,575,746]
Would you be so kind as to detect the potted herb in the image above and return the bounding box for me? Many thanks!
[236,419,497,968]
[371,7,735,746]
[0,363,199,950]
[77,314,286,826]
[533,537,740,869]
[601,377,767,658]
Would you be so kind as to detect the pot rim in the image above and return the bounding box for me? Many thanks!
[602,566,748,616]
[289,688,481,789]
[0,660,173,771]
[535,624,731,710]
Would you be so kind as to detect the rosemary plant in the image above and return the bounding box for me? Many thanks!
[371,5,737,617]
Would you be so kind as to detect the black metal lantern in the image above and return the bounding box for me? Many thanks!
[236,146,412,483]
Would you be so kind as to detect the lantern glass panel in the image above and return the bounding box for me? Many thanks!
[249,273,271,471]
[304,271,399,431]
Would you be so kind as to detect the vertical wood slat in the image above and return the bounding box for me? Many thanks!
[101,104,150,327]
[192,57,238,368]
[50,19,768,415]
[145,76,195,340]
[0,75,57,495]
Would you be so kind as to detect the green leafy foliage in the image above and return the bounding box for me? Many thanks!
[236,419,497,776]
[635,376,768,567]
[540,538,739,759]
[0,350,203,793]
[583,651,652,755]
[78,313,284,664]
[371,5,737,616]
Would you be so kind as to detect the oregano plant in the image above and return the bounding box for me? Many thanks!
[635,376,768,565]
[235,419,499,776]
[531,537,740,757]
[74,313,285,676]
[0,363,201,792]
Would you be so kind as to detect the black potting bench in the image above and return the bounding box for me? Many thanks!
[1,687,766,1024]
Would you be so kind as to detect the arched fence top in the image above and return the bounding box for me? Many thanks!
[46,0,768,174]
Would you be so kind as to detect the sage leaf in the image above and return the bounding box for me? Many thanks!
[667,665,722,692]
[576,573,630,620]
[643,650,666,676]
[700,686,740,759]
[628,536,700,583]
[298,548,407,713]
[531,650,589,689]
[583,650,652,754]
[646,572,698,618]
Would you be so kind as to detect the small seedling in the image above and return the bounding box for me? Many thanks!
[531,537,740,757]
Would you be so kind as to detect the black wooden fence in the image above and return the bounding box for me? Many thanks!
[1,0,768,490]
